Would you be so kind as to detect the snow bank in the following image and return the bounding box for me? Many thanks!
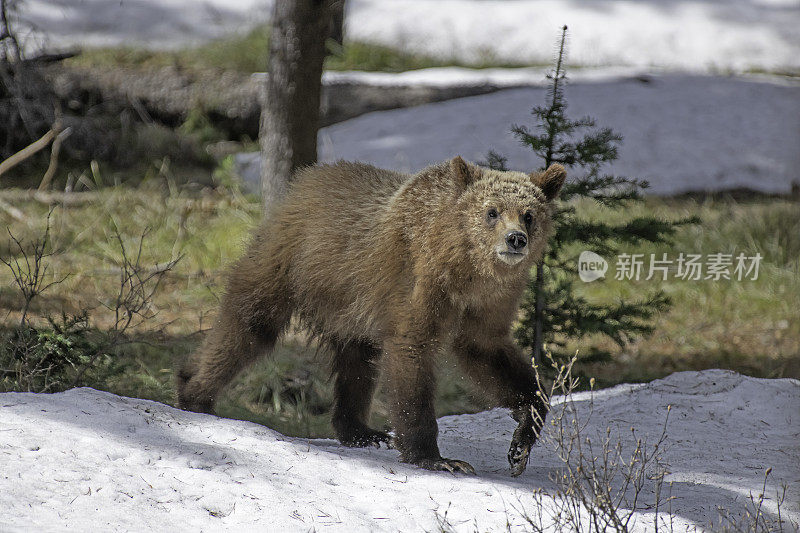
[320,65,646,88]
[236,73,800,196]
[1,370,798,531]
[346,0,799,73]
[22,0,273,50]
[21,0,800,72]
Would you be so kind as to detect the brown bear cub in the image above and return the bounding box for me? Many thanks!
[177,156,566,475]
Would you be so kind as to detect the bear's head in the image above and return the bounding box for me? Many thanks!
[451,156,566,274]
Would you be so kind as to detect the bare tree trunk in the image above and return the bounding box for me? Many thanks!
[328,0,346,48]
[0,0,22,63]
[260,0,334,212]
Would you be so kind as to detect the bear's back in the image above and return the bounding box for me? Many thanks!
[280,161,409,222]
[260,161,414,340]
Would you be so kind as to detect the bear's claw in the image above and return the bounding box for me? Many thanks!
[508,407,538,476]
[508,436,534,477]
[415,457,476,475]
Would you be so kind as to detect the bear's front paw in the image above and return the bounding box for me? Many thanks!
[413,457,476,475]
[508,437,533,477]
[508,420,536,476]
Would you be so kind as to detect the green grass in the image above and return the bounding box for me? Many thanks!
[1,187,797,438]
[64,25,800,77]
[66,25,272,73]
[739,67,800,78]
[324,41,532,72]
[565,196,800,386]
[66,25,533,74]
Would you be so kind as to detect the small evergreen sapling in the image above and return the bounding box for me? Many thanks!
[487,26,693,371]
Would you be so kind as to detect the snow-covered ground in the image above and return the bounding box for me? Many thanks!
[21,0,800,73]
[21,0,272,51]
[1,370,798,531]
[346,0,799,73]
[320,65,648,88]
[236,73,800,195]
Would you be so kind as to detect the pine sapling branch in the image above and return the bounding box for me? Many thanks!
[486,24,693,371]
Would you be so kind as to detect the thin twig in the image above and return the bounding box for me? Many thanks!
[69,228,181,387]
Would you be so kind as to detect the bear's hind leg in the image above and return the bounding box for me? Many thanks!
[330,339,390,447]
[177,265,292,414]
[177,311,285,413]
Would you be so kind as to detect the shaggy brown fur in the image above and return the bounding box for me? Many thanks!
[177,156,566,474]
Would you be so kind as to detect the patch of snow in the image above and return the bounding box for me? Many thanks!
[345,0,800,73]
[18,0,800,73]
[1,370,798,531]
[237,73,800,195]
[21,0,274,51]
[320,65,647,88]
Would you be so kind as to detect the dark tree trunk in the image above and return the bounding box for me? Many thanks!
[328,0,346,48]
[260,0,333,211]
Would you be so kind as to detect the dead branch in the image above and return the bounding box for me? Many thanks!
[0,124,58,178]
[0,189,96,207]
[32,190,93,207]
[0,196,26,221]
[20,50,78,65]
[38,126,73,191]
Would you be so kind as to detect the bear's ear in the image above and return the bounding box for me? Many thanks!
[450,156,474,188]
[530,164,567,201]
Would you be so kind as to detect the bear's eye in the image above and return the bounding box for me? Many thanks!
[524,212,533,226]
[486,208,499,221]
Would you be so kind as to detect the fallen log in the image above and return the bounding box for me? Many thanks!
[0,189,97,207]
[43,64,506,141]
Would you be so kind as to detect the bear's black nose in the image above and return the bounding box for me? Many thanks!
[506,231,527,251]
